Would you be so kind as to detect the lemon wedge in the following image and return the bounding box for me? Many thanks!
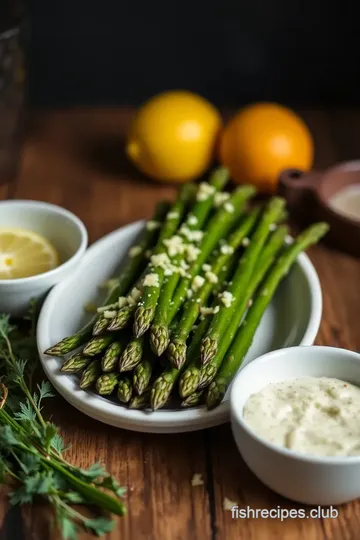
[0,228,59,280]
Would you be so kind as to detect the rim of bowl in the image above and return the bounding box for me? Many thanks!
[230,345,360,465]
[0,200,88,286]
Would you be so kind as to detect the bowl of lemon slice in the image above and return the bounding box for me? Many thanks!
[0,200,88,315]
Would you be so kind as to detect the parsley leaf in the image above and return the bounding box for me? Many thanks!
[85,517,115,535]
[60,516,78,540]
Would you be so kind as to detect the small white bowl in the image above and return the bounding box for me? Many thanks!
[230,346,360,505]
[0,200,88,315]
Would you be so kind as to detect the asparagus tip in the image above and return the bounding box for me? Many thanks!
[129,390,151,409]
[44,345,63,357]
[117,383,132,403]
[107,306,134,332]
[119,341,143,372]
[167,340,187,370]
[149,324,170,356]
[178,367,200,398]
[92,316,110,336]
[200,337,218,365]
[181,390,205,408]
[150,379,172,410]
[206,380,226,409]
[95,374,119,395]
[133,306,154,338]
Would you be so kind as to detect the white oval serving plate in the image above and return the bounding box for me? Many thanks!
[37,220,323,433]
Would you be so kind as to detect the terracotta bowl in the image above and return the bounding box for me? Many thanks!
[278,161,360,257]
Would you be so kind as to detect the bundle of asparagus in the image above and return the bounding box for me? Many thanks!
[45,167,329,412]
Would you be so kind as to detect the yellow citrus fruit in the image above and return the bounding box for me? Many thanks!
[0,228,59,279]
[126,91,222,183]
[219,103,314,193]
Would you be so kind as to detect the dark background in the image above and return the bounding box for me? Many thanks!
[5,0,360,107]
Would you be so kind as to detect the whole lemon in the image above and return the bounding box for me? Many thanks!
[126,91,222,183]
[219,103,314,193]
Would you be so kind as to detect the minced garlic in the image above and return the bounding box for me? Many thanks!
[185,245,200,262]
[103,310,117,319]
[118,296,128,308]
[129,245,142,257]
[97,302,118,313]
[214,192,230,207]
[223,497,238,511]
[196,182,216,201]
[163,235,185,257]
[187,214,198,226]
[192,275,205,291]
[219,291,234,308]
[146,220,161,231]
[143,273,160,288]
[200,305,220,316]
[205,271,218,284]
[191,473,204,487]
[127,287,142,305]
[224,202,235,213]
[180,226,204,243]
[151,253,170,268]
[220,244,234,255]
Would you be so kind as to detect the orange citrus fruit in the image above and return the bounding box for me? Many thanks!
[219,103,314,193]
[126,91,222,183]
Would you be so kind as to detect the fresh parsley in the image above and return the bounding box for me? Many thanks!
[0,305,126,539]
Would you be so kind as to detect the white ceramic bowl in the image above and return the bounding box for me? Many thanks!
[38,221,322,433]
[230,346,360,505]
[0,200,88,315]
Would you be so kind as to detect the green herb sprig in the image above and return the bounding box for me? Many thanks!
[0,306,126,540]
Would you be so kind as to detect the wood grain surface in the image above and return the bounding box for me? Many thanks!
[1,108,360,540]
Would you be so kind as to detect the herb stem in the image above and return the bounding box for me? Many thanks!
[41,457,126,516]
[0,329,46,428]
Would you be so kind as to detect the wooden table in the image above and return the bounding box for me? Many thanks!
[1,108,360,540]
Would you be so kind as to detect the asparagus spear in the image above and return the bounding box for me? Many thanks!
[181,390,205,408]
[95,373,119,395]
[150,185,256,355]
[119,337,144,372]
[148,168,230,349]
[206,222,329,409]
[167,209,260,368]
[200,197,285,365]
[79,359,102,389]
[117,377,133,403]
[150,318,210,410]
[101,340,126,372]
[60,352,91,373]
[133,357,153,395]
[107,305,136,332]
[92,201,171,336]
[128,390,151,409]
[179,225,288,397]
[83,334,115,357]
[45,201,170,355]
[132,183,196,337]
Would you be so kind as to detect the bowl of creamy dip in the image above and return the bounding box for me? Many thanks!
[230,346,360,505]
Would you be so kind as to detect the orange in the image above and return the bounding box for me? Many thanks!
[126,91,222,183]
[219,103,314,193]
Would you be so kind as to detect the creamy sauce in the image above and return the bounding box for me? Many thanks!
[243,377,360,457]
[329,184,360,222]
